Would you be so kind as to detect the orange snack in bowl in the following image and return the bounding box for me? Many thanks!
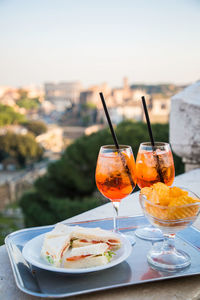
[151,182,170,206]
[141,183,200,222]
[169,187,188,198]
[168,195,199,220]
[140,187,152,199]
[169,195,198,206]
[141,187,159,204]
[141,184,168,219]
[145,201,168,220]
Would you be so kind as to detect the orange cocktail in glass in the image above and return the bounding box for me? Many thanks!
[136,142,174,189]
[96,145,136,233]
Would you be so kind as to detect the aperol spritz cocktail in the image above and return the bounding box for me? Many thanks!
[95,145,137,233]
[136,142,175,189]
[135,142,175,241]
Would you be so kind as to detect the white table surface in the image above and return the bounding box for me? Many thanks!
[1,168,200,300]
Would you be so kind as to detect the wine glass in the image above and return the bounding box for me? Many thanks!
[140,187,200,271]
[95,145,137,243]
[135,142,175,241]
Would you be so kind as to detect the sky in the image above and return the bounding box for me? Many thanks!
[0,0,200,88]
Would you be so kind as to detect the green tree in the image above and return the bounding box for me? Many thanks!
[0,132,43,167]
[20,191,102,227]
[17,89,40,110]
[0,104,26,126]
[23,120,47,136]
[17,98,39,110]
[18,89,28,99]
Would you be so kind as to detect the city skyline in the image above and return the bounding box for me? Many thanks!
[0,0,200,87]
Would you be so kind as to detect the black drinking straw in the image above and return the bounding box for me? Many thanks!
[141,96,164,183]
[99,92,119,150]
[99,92,135,189]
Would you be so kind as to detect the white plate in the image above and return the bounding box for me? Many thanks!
[22,232,132,274]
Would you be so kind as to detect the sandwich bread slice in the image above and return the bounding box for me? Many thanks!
[63,243,115,269]
[45,223,79,239]
[71,227,121,250]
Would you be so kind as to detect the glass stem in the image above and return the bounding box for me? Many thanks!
[163,233,176,252]
[112,202,120,233]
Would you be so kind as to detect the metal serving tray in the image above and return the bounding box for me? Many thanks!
[5,216,200,298]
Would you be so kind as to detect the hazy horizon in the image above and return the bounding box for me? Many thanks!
[0,80,192,90]
[1,0,200,88]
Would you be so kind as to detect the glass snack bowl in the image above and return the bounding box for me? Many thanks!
[139,188,200,271]
[135,142,175,241]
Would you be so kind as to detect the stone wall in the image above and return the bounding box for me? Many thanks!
[170,81,200,171]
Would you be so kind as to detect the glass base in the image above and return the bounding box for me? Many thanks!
[122,231,136,246]
[147,247,191,271]
[135,226,164,241]
[112,228,136,246]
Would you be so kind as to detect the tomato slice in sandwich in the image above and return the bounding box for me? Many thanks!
[66,254,91,261]
[108,239,118,243]
[61,244,69,258]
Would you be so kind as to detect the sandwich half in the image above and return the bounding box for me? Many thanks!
[41,223,72,267]
[41,224,121,268]
[63,243,115,269]
[71,227,121,250]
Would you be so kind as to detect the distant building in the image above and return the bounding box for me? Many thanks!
[98,103,143,124]
[131,89,149,102]
[44,81,82,111]
[111,77,132,105]
[79,83,111,109]
[20,85,44,100]
[40,100,56,115]
[80,90,96,106]
[0,94,16,107]
[148,95,171,123]
[0,87,19,108]
[36,125,64,153]
[79,78,152,124]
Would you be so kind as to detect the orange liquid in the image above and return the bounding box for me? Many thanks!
[96,151,136,202]
[136,149,175,189]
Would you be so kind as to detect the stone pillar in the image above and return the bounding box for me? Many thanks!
[170,81,200,172]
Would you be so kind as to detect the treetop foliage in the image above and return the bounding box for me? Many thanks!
[0,104,26,126]
[23,120,47,136]
[17,98,39,110]
[17,89,40,110]
[0,132,44,166]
